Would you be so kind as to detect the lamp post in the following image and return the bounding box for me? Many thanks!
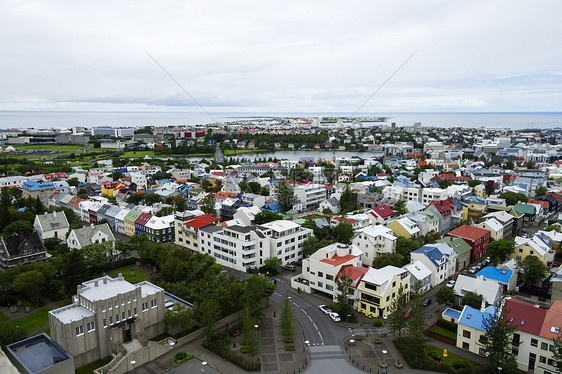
[347,314,351,324]
[382,349,387,364]
[201,361,207,373]
[498,367,502,374]
[304,340,310,365]
[254,324,259,339]
[130,360,136,374]
[349,339,355,362]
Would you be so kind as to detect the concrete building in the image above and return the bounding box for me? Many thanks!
[174,213,218,253]
[293,184,326,210]
[352,225,397,266]
[357,265,410,318]
[22,180,55,199]
[145,215,175,243]
[0,176,28,188]
[6,333,74,374]
[49,275,167,368]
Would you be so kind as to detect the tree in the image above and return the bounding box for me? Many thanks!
[481,304,518,374]
[201,195,217,216]
[2,220,34,237]
[175,195,187,212]
[12,270,45,305]
[62,250,88,296]
[395,237,421,258]
[394,199,407,216]
[334,267,354,319]
[372,252,404,269]
[254,211,282,225]
[280,293,294,342]
[468,179,482,187]
[504,159,515,170]
[67,177,80,187]
[199,297,221,340]
[0,324,27,349]
[244,274,275,320]
[526,161,536,169]
[242,307,260,356]
[340,188,355,213]
[439,180,454,189]
[165,303,195,333]
[34,196,44,214]
[334,222,353,244]
[535,185,547,197]
[485,180,495,196]
[436,286,455,306]
[405,283,428,365]
[544,224,561,232]
[461,291,484,309]
[499,192,528,206]
[275,181,294,212]
[553,334,562,371]
[387,284,409,337]
[487,239,515,264]
[81,243,111,272]
[521,255,548,286]
[262,257,282,275]
[302,235,320,257]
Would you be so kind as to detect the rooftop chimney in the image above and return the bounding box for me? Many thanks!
[53,211,57,218]
[480,299,486,313]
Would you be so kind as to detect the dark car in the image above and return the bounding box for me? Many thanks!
[422,298,432,307]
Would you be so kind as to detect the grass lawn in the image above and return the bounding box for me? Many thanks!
[40,327,50,336]
[75,356,113,374]
[15,144,84,151]
[426,344,486,370]
[4,307,51,333]
[224,149,263,155]
[108,266,150,284]
[0,309,8,323]
[121,150,155,158]
[429,325,457,340]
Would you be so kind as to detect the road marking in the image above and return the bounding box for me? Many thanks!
[313,322,318,330]
[308,315,313,322]
[273,292,282,297]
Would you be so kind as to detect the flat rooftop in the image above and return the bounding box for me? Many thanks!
[7,333,73,374]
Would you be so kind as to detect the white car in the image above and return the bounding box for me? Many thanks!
[319,305,332,315]
[469,267,477,274]
[329,312,341,322]
[446,280,456,288]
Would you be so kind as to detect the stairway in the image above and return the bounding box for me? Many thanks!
[123,338,143,353]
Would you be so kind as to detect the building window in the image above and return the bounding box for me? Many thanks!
[121,298,125,305]
[151,299,157,308]
[531,338,538,347]
[463,330,471,338]
[102,304,106,312]
[76,326,84,336]
[110,316,113,325]
[541,342,549,350]
[539,356,546,364]
[127,296,131,303]
[108,302,112,309]
[133,294,137,301]
[134,307,138,316]
[103,319,107,327]
[462,342,469,350]
[116,314,120,322]
[87,321,95,331]
[478,348,486,356]
[122,312,125,320]
[142,302,148,311]
[128,309,132,318]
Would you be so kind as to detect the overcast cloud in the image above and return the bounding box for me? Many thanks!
[1,0,561,113]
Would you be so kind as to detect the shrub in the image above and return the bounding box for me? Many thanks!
[373,319,383,327]
[283,336,294,343]
[202,339,261,371]
[437,318,458,333]
[285,345,295,351]
[173,352,193,364]
[240,346,250,353]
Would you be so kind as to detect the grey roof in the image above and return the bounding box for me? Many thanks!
[200,225,223,234]
[70,223,115,248]
[36,211,69,232]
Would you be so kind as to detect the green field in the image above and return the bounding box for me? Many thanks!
[76,356,113,374]
[0,309,8,323]
[15,144,84,151]
[108,266,150,284]
[3,307,51,333]
[428,325,457,340]
[425,344,486,370]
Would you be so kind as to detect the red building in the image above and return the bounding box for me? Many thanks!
[447,225,491,262]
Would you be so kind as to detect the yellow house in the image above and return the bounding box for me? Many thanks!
[473,184,487,198]
[461,201,486,222]
[101,182,127,197]
[387,217,420,239]
[357,266,410,318]
[124,209,143,237]
[512,236,551,265]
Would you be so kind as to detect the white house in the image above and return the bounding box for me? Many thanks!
[410,244,453,287]
[67,223,116,251]
[453,274,502,306]
[352,225,397,266]
[233,206,262,226]
[34,211,70,242]
[402,260,432,294]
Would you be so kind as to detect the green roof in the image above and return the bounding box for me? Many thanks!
[293,218,306,225]
[437,236,471,256]
[286,210,298,215]
[421,210,439,223]
[514,204,535,215]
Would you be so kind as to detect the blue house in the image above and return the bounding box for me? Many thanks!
[262,201,283,213]
[475,266,516,292]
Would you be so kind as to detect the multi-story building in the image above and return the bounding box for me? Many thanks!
[49,275,168,368]
[447,225,491,263]
[352,225,397,266]
[420,188,448,205]
[67,223,116,251]
[481,211,516,240]
[174,213,219,253]
[198,220,312,272]
[124,209,143,237]
[134,213,152,236]
[144,215,175,243]
[0,176,27,188]
[33,211,70,242]
[357,266,410,317]
[293,184,327,210]
[21,180,55,199]
[456,303,497,356]
[114,208,131,234]
[410,244,453,287]
[301,243,363,301]
[402,260,432,294]
[437,236,472,271]
[387,217,420,238]
[512,236,554,266]
[0,232,47,270]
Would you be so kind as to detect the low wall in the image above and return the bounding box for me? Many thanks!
[94,310,244,374]
[290,275,311,293]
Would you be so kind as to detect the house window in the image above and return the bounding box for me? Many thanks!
[318,281,323,288]
[103,319,107,327]
[122,312,125,320]
[128,309,132,318]
[76,326,84,336]
[134,307,138,316]
[87,321,95,331]
[531,338,538,347]
[127,296,131,303]
[463,330,471,338]
[151,299,157,307]
[539,356,546,364]
[318,272,323,278]
[133,294,137,301]
[108,302,112,309]
[478,348,486,356]
[102,304,106,312]
[462,342,469,350]
[541,342,548,350]
[516,255,522,261]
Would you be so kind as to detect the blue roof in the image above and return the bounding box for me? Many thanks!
[22,180,54,191]
[458,305,497,331]
[262,202,282,211]
[443,308,461,320]
[476,266,513,284]
[413,245,449,268]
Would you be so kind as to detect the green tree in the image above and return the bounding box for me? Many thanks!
[334,222,353,244]
[487,239,515,264]
[165,303,195,333]
[405,284,428,366]
[201,195,217,216]
[254,211,282,225]
[461,291,484,309]
[0,324,27,349]
[242,307,260,356]
[481,304,518,374]
[34,196,45,214]
[62,250,88,296]
[395,236,421,258]
[485,181,495,196]
[521,255,548,286]
[275,181,294,212]
[340,188,355,213]
[280,293,294,341]
[67,177,80,187]
[80,243,110,272]
[175,195,187,212]
[535,185,547,197]
[199,297,221,340]
[244,274,275,320]
[387,284,409,337]
[371,252,404,269]
[504,159,515,170]
[302,235,320,257]
[335,267,354,319]
[262,257,282,275]
[468,179,482,187]
[544,224,561,232]
[526,161,536,169]
[393,199,407,216]
[12,270,45,305]
[499,192,528,206]
[436,286,455,306]
[553,334,562,371]
[2,220,34,237]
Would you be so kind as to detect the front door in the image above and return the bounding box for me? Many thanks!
[528,353,536,371]
[123,328,131,342]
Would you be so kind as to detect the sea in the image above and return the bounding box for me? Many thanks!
[0,111,562,130]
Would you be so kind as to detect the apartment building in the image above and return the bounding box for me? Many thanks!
[352,225,397,266]
[49,275,167,368]
[357,266,410,318]
[198,220,312,272]
[145,215,175,242]
[420,188,448,205]
[447,225,491,263]
[174,212,219,252]
[293,184,327,210]
[22,180,55,199]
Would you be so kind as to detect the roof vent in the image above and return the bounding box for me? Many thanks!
[466,314,471,319]
[551,327,560,334]
[520,320,525,326]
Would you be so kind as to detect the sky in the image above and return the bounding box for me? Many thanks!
[1,1,561,114]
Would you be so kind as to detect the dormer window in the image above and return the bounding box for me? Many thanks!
[551,326,560,334]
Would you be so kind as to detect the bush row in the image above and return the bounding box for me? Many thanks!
[202,340,260,371]
[437,318,458,333]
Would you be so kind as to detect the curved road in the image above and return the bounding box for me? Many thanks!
[272,278,364,374]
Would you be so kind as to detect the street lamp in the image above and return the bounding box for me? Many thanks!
[254,324,259,337]
[130,360,136,374]
[498,367,502,374]
[382,349,387,364]
[201,361,207,373]
[304,340,310,365]
[347,314,351,324]
[349,339,355,362]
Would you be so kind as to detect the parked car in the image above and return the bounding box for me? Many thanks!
[422,298,432,307]
[469,267,477,274]
[446,280,456,288]
[283,264,296,272]
[329,312,341,322]
[319,305,332,315]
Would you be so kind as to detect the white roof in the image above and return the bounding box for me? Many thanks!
[403,260,432,281]
[355,225,397,240]
[145,215,174,230]
[260,220,300,232]
[538,230,562,243]
[50,304,94,324]
[80,276,136,302]
[392,217,420,235]
[362,265,407,286]
[138,281,163,298]
[115,208,131,221]
[514,236,547,256]
[453,274,501,305]
[312,242,363,260]
[482,210,514,224]
[482,218,503,232]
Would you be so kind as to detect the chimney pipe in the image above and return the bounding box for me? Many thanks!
[480,299,486,313]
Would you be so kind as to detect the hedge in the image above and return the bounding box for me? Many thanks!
[202,339,260,371]
[437,318,458,333]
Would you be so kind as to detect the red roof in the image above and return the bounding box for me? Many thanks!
[332,217,359,225]
[528,199,549,209]
[447,225,490,241]
[371,204,395,218]
[505,299,547,336]
[135,213,153,225]
[540,300,562,339]
[337,265,369,287]
[184,214,219,228]
[547,192,562,202]
[428,198,456,217]
[320,254,356,267]
[435,173,472,181]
